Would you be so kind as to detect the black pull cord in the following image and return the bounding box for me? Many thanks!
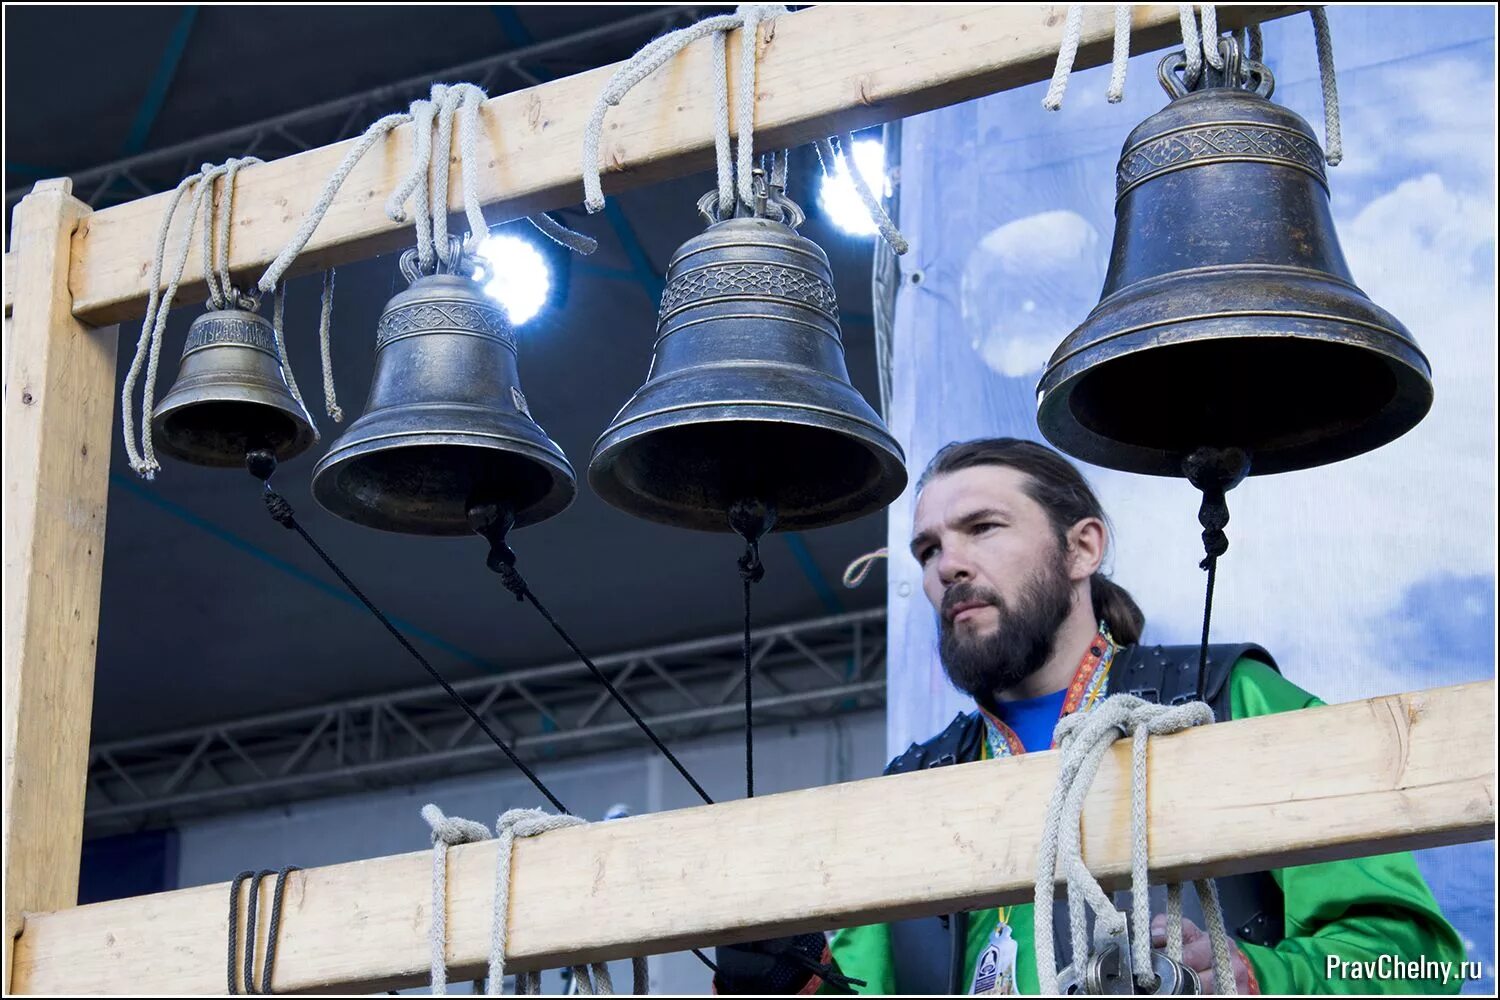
[247,451,566,814]
[227,870,252,995]
[729,499,776,800]
[250,454,720,976]
[469,502,715,807]
[1182,447,1250,706]
[227,866,300,994]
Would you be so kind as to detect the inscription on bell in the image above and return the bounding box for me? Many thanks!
[376,300,516,350]
[183,316,279,357]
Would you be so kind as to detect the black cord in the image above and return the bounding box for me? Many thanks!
[243,869,273,993]
[729,500,774,801]
[260,866,299,994]
[470,503,715,807]
[226,866,300,994]
[1182,448,1249,707]
[249,457,567,814]
[227,871,252,995]
[251,456,719,976]
[742,574,754,799]
[1196,557,1219,703]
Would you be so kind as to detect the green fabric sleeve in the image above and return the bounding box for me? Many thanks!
[825,923,897,994]
[1229,659,1467,995]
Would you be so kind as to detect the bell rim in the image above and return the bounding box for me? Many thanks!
[1042,307,1431,385]
[149,384,319,467]
[310,428,577,535]
[1035,325,1435,478]
[588,408,908,533]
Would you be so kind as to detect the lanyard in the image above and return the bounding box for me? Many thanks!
[981,624,1117,760]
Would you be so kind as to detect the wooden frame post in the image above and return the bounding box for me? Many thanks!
[2,179,117,990]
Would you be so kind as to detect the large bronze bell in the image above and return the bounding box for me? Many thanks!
[152,307,317,467]
[311,251,575,535]
[1037,40,1433,478]
[589,208,907,532]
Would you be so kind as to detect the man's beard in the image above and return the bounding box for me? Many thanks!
[938,546,1074,704]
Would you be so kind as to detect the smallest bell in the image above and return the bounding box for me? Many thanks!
[152,307,317,467]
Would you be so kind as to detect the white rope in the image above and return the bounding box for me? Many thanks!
[814,135,909,254]
[259,111,412,294]
[711,28,735,218]
[1032,695,1238,995]
[527,211,600,256]
[390,88,440,271]
[1200,6,1223,70]
[841,547,887,589]
[318,269,342,422]
[430,84,473,268]
[733,6,786,208]
[484,808,650,996]
[1178,5,1206,88]
[581,11,749,214]
[1309,7,1342,165]
[1107,4,1132,103]
[424,804,495,994]
[1043,5,1134,110]
[200,158,262,311]
[270,282,311,418]
[120,171,208,478]
[1042,4,1086,111]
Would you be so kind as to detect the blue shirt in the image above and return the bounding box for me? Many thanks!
[993,688,1069,753]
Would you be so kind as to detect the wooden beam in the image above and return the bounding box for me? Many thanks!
[2,179,117,991]
[12,681,1494,994]
[67,4,1304,326]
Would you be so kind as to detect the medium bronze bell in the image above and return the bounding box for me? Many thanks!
[311,251,575,535]
[589,210,907,532]
[151,307,317,467]
[1037,40,1433,478]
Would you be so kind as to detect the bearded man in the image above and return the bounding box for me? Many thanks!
[714,437,1463,996]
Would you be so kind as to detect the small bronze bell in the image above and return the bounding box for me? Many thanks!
[311,250,575,535]
[589,202,906,532]
[1037,39,1433,478]
[151,307,317,467]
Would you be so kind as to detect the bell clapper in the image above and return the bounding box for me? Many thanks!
[728,497,777,583]
[467,501,522,590]
[1181,446,1251,704]
[245,448,279,484]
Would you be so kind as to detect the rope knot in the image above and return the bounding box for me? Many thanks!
[263,489,296,527]
[497,807,587,841]
[422,804,492,847]
[1035,694,1233,995]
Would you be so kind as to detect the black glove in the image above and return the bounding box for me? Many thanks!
[714,933,865,994]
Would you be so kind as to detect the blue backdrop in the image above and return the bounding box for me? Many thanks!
[883,7,1495,992]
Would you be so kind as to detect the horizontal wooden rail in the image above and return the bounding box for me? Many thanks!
[12,680,1494,994]
[66,4,1303,326]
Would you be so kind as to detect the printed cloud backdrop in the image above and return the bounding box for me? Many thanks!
[886,7,1494,991]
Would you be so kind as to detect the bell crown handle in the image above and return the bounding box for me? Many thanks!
[1158,36,1275,100]
[695,167,807,231]
[399,235,494,287]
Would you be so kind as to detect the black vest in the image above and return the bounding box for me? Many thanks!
[882,642,1285,995]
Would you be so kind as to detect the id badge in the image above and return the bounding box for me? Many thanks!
[969,922,1018,995]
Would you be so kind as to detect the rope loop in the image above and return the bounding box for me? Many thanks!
[1033,695,1237,995]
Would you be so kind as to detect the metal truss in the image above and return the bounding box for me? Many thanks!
[7,6,710,209]
[85,608,887,834]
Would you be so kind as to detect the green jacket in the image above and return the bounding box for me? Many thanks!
[826,661,1465,994]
